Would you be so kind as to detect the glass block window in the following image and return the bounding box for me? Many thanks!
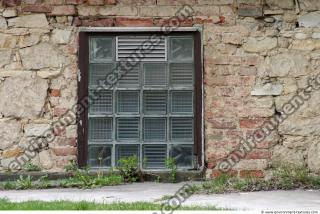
[87,35,195,170]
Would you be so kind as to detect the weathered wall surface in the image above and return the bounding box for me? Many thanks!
[0,0,319,177]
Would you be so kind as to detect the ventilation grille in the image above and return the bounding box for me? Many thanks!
[171,91,193,114]
[88,145,112,167]
[89,90,113,114]
[143,91,167,114]
[170,63,193,86]
[143,145,167,169]
[144,118,166,141]
[89,64,113,87]
[117,64,140,88]
[117,118,140,140]
[116,145,139,166]
[170,118,193,141]
[170,145,193,168]
[117,91,139,113]
[116,36,166,61]
[89,118,112,141]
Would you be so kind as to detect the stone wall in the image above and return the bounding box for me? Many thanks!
[0,0,319,177]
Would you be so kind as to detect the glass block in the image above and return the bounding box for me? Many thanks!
[89,64,113,87]
[117,63,140,88]
[144,118,166,141]
[170,117,193,141]
[144,63,167,86]
[117,91,139,113]
[89,118,112,141]
[143,91,167,114]
[115,144,140,166]
[143,144,167,169]
[170,37,193,61]
[117,118,140,141]
[170,63,194,86]
[89,90,113,114]
[171,91,193,114]
[90,37,113,63]
[170,145,193,168]
[88,145,112,167]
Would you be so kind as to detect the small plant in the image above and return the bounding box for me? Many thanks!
[64,160,78,172]
[22,162,41,172]
[2,181,17,190]
[17,175,33,190]
[116,155,140,182]
[166,158,177,183]
[38,175,51,189]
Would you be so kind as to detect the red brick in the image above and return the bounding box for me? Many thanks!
[46,0,65,5]
[225,130,243,140]
[81,18,114,27]
[50,5,76,15]
[54,137,77,146]
[240,170,264,178]
[55,156,76,168]
[54,127,66,136]
[208,118,237,129]
[153,18,193,27]
[115,17,153,27]
[246,149,270,159]
[65,0,84,4]
[52,146,77,156]
[22,5,52,13]
[88,0,104,5]
[239,66,257,76]
[3,0,21,6]
[242,55,263,66]
[211,169,237,178]
[216,87,235,97]
[193,16,220,24]
[105,0,116,4]
[53,107,68,117]
[239,118,266,129]
[50,89,61,97]
[208,140,238,149]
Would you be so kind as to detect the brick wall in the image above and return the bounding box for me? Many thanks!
[0,0,319,177]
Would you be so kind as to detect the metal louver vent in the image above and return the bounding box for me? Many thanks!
[89,90,113,114]
[144,118,166,141]
[89,118,112,141]
[143,91,167,114]
[170,118,193,141]
[116,36,166,61]
[170,63,193,86]
[143,145,167,169]
[117,64,140,88]
[117,118,140,141]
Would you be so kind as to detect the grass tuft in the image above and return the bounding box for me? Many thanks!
[0,198,219,210]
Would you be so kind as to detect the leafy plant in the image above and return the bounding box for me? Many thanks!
[116,155,140,182]
[2,181,17,190]
[166,158,177,183]
[17,175,33,190]
[38,175,51,189]
[22,162,41,172]
[64,160,78,172]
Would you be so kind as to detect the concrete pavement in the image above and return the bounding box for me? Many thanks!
[0,182,319,210]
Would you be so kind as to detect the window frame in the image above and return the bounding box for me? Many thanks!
[78,28,203,171]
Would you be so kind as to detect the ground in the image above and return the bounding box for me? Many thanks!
[0,182,319,210]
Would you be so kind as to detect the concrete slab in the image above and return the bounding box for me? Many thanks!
[0,182,320,210]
